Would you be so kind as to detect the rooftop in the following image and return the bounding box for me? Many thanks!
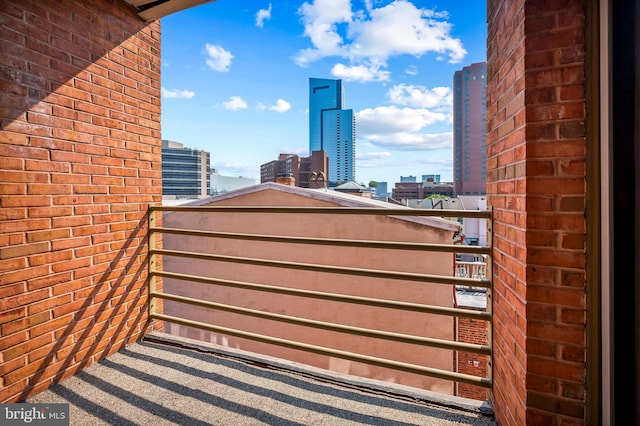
[27,335,495,425]
[174,182,461,232]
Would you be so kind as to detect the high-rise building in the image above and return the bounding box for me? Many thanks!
[161,140,210,199]
[453,62,487,195]
[309,78,355,186]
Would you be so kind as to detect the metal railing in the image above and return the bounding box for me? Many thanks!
[148,205,493,391]
[456,261,488,280]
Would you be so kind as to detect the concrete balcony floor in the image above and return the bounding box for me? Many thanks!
[28,334,495,425]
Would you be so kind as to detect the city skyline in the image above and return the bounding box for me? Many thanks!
[160,1,487,186]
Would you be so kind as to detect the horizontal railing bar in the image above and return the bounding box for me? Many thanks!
[153,291,491,355]
[150,205,491,219]
[151,248,491,288]
[152,227,491,255]
[153,270,491,321]
[150,312,492,388]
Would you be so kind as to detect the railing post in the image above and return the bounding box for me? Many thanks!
[486,206,494,390]
[149,205,158,319]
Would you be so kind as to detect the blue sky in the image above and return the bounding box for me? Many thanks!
[160,0,487,186]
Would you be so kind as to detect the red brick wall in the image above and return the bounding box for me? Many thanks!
[487,0,587,424]
[0,0,162,402]
[486,0,528,420]
[457,316,489,401]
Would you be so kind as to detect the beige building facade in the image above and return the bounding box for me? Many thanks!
[160,183,463,394]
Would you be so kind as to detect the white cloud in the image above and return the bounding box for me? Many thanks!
[205,44,233,72]
[294,0,352,66]
[387,84,452,109]
[161,87,195,99]
[223,96,248,110]
[347,1,466,63]
[258,98,291,112]
[256,4,272,28]
[295,0,466,70]
[405,65,418,75]
[357,105,447,134]
[356,151,391,160]
[356,105,451,151]
[362,132,453,151]
[331,63,390,82]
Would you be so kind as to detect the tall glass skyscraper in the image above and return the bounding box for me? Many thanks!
[309,78,355,186]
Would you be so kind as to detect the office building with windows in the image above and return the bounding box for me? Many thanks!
[260,151,328,189]
[161,140,210,199]
[453,62,487,195]
[309,78,355,186]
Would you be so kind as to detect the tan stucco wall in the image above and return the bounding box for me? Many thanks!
[160,188,459,394]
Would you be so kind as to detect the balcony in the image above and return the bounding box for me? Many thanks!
[0,0,611,422]
[455,259,487,281]
[27,335,495,425]
[23,201,494,424]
